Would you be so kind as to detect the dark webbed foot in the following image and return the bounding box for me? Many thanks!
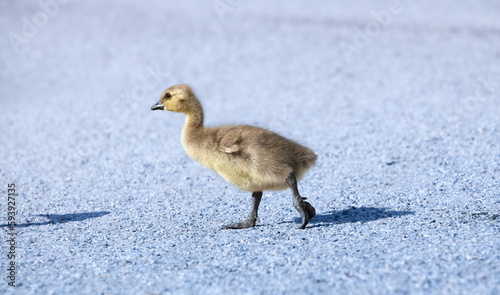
[287,172,316,229]
[223,219,256,229]
[223,191,262,230]
[298,200,316,229]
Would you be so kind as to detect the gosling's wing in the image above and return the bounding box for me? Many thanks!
[217,127,243,154]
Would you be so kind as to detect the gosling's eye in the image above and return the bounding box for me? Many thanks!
[165,93,172,99]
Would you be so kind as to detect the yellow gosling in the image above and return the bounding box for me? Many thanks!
[151,84,317,229]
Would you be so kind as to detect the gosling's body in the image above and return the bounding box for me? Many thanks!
[183,124,316,192]
[152,84,317,229]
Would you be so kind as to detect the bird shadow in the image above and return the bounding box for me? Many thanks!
[0,211,110,228]
[291,206,414,228]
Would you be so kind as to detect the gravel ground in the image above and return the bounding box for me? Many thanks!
[1,0,499,294]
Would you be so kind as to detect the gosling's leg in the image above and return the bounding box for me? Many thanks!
[223,191,263,229]
[286,172,316,229]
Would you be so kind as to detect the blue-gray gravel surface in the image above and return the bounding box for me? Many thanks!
[1,0,499,294]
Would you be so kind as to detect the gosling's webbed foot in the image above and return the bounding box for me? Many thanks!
[298,201,316,229]
[305,201,316,217]
[222,218,256,229]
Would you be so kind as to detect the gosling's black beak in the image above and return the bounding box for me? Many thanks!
[151,100,165,111]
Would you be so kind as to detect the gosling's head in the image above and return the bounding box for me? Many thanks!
[151,84,198,113]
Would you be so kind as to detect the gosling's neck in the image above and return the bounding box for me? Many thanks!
[182,99,204,145]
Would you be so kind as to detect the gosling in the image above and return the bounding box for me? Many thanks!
[151,84,317,229]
